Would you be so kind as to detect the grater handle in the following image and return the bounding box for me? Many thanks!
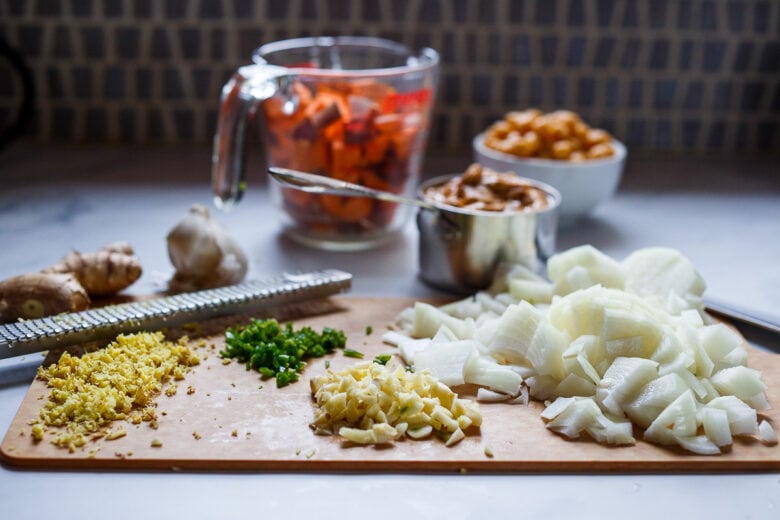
[0,269,352,360]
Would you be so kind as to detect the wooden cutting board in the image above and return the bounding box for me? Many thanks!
[1,296,779,472]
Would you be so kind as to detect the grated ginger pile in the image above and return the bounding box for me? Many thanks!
[31,331,200,452]
[310,361,482,446]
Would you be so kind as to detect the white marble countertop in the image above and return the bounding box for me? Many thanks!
[1,144,779,519]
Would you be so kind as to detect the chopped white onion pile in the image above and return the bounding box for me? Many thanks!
[384,245,777,455]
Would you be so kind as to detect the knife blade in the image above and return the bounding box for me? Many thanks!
[0,269,352,360]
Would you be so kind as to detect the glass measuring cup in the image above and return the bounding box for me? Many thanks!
[212,36,440,250]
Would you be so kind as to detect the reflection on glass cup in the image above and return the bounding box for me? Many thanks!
[212,36,440,250]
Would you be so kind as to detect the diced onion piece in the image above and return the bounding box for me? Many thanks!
[596,357,658,417]
[413,340,477,387]
[705,396,758,436]
[710,366,769,410]
[757,420,778,445]
[700,406,732,447]
[675,434,721,455]
[644,390,698,445]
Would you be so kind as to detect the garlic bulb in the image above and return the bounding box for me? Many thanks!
[166,204,248,291]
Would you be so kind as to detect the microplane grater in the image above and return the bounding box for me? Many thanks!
[0,269,352,360]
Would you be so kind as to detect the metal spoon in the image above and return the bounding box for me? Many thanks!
[267,167,438,210]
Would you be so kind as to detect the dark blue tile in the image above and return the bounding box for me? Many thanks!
[732,42,753,73]
[510,35,532,65]
[540,36,558,67]
[173,110,194,140]
[758,42,780,73]
[567,37,586,67]
[754,1,770,33]
[210,28,226,60]
[577,77,595,107]
[103,0,123,17]
[51,25,72,59]
[594,37,614,68]
[771,84,780,112]
[205,108,218,141]
[164,0,188,18]
[460,114,474,145]
[553,76,567,106]
[35,0,61,16]
[119,108,135,141]
[756,121,777,152]
[267,0,287,19]
[179,28,201,60]
[135,68,152,99]
[648,39,669,70]
[568,0,586,26]
[46,67,63,99]
[232,0,253,17]
[535,0,557,25]
[712,81,732,111]
[163,69,185,99]
[726,0,745,32]
[361,0,381,21]
[103,66,125,99]
[648,0,668,28]
[389,0,408,20]
[80,27,104,59]
[678,40,694,70]
[431,114,448,147]
[682,120,700,148]
[238,28,264,55]
[299,0,318,19]
[682,81,703,109]
[479,0,497,23]
[199,0,223,18]
[453,0,470,22]
[472,75,493,106]
[147,109,164,141]
[70,0,93,17]
[503,75,519,105]
[700,0,718,31]
[653,80,676,109]
[702,41,726,72]
[441,31,457,63]
[151,27,171,59]
[605,78,619,108]
[192,68,212,99]
[529,75,544,106]
[16,25,44,57]
[676,0,692,29]
[734,122,748,150]
[418,0,442,23]
[52,107,74,139]
[133,0,153,18]
[6,0,26,15]
[706,120,725,149]
[465,33,477,64]
[414,32,435,53]
[596,0,615,26]
[740,82,765,111]
[628,79,643,107]
[85,108,108,141]
[622,0,638,27]
[509,0,524,22]
[619,39,641,68]
[442,73,461,104]
[626,119,646,147]
[71,66,92,98]
[487,34,501,64]
[654,119,672,149]
[115,27,140,59]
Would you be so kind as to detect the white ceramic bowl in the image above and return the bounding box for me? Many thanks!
[473,133,626,224]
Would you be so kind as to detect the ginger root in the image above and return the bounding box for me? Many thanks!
[0,242,143,323]
[167,205,247,292]
[43,241,142,297]
[0,272,90,322]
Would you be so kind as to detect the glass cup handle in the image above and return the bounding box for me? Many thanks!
[211,64,289,209]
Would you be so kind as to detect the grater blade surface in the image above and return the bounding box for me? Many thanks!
[0,269,352,360]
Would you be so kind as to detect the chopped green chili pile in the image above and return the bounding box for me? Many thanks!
[220,319,347,387]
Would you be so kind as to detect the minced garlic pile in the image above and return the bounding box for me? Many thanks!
[310,361,482,446]
[32,331,200,452]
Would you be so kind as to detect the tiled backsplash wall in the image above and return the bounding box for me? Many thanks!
[1,0,778,154]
